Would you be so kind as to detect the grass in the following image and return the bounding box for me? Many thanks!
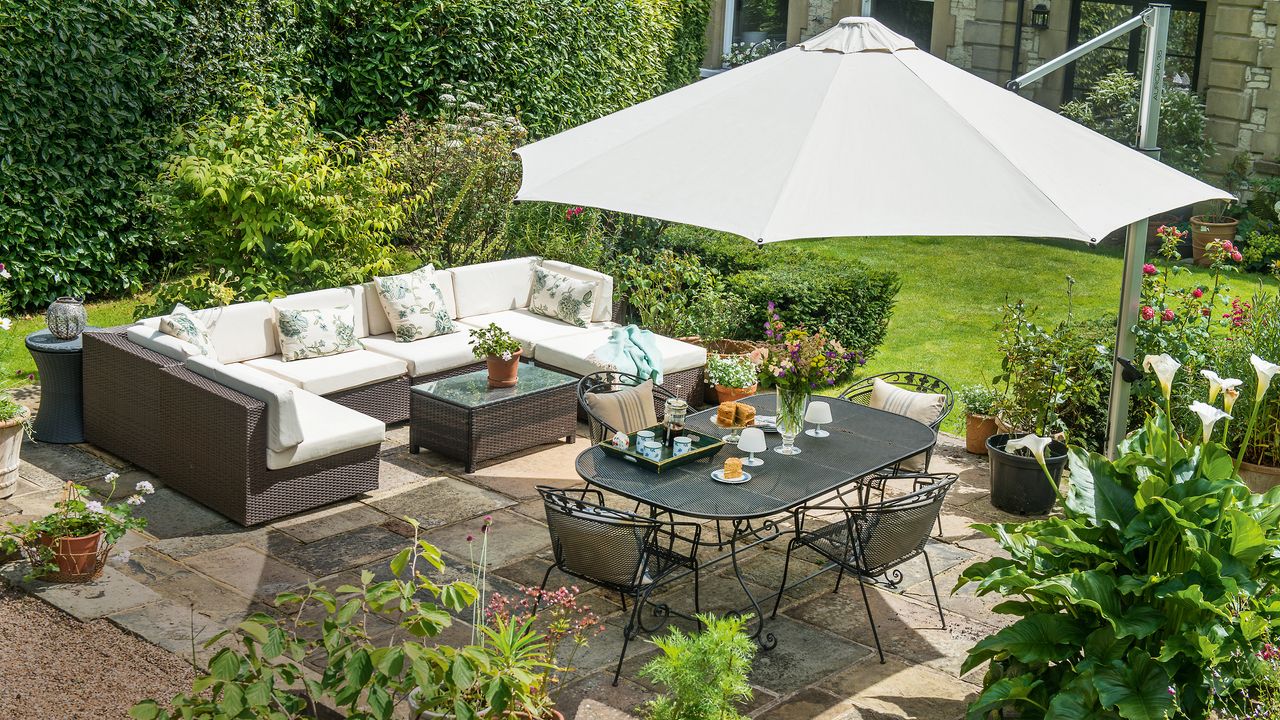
[1,298,141,389]
[795,235,1279,434]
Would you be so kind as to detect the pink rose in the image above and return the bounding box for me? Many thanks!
[1192,287,1204,298]
[1141,306,1155,321]
[1231,250,1243,263]
[1222,240,1234,252]
[1142,263,1157,275]
[1162,308,1175,322]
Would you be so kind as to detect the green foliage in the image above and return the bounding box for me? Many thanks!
[665,0,713,90]
[615,250,747,340]
[1215,293,1280,466]
[1241,232,1280,275]
[508,204,615,272]
[301,0,708,138]
[706,354,757,389]
[141,95,413,314]
[1060,70,1216,179]
[640,614,756,720]
[960,400,1280,719]
[371,99,527,268]
[727,262,900,359]
[468,323,522,360]
[0,0,175,309]
[655,225,803,274]
[957,384,1000,417]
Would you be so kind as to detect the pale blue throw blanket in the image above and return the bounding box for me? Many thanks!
[591,325,664,384]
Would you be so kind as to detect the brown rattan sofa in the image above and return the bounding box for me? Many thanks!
[83,257,705,526]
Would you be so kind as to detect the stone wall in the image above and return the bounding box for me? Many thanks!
[1202,0,1279,176]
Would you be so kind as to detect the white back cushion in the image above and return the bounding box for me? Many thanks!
[185,356,304,452]
[539,260,614,323]
[155,301,278,364]
[449,257,537,318]
[273,287,366,338]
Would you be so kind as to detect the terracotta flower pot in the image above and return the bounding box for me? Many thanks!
[0,409,26,499]
[1190,215,1238,267]
[715,384,758,404]
[1240,461,1280,494]
[38,530,104,580]
[964,414,998,455]
[486,349,522,388]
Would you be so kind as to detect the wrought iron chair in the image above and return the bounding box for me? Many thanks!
[578,371,679,444]
[770,473,957,663]
[535,486,701,685]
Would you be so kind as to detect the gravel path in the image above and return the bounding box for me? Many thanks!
[0,584,197,719]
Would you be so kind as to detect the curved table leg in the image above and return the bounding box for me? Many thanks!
[730,520,777,650]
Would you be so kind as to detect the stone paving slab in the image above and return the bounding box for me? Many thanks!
[126,487,228,539]
[109,600,229,665]
[424,509,549,569]
[1,564,160,620]
[19,438,114,488]
[185,545,315,606]
[276,524,407,576]
[271,501,392,544]
[368,474,516,528]
[818,657,979,720]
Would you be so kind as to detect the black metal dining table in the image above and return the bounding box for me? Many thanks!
[575,392,936,648]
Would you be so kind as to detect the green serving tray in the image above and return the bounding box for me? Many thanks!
[599,424,725,473]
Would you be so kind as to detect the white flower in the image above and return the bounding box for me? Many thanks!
[1225,387,1241,415]
[1143,354,1182,402]
[0,268,10,280]
[104,471,120,484]
[1251,355,1280,405]
[0,318,11,331]
[84,500,104,514]
[1189,401,1231,443]
[1200,370,1243,406]
[500,350,513,362]
[126,494,145,506]
[1005,434,1053,467]
[135,480,155,495]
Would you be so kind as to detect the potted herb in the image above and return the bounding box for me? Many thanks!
[469,322,523,388]
[707,354,758,404]
[640,614,756,720]
[1,474,152,582]
[957,384,1000,455]
[0,393,29,499]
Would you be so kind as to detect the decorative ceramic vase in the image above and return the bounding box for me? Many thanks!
[774,387,808,455]
[0,409,26,499]
[964,413,999,455]
[715,384,758,404]
[45,296,87,340]
[1189,216,1238,267]
[486,349,522,388]
[37,530,106,582]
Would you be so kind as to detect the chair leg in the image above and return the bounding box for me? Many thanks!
[619,592,628,612]
[834,564,846,593]
[532,564,554,617]
[856,575,885,663]
[771,539,796,619]
[613,591,646,686]
[924,551,945,629]
[693,565,703,630]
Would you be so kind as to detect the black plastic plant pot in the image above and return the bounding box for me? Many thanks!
[987,433,1068,515]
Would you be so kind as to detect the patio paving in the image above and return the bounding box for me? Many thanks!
[0,413,1017,719]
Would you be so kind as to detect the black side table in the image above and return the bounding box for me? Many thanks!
[26,329,93,443]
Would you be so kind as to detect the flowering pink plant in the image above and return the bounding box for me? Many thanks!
[487,584,603,691]
[761,301,863,393]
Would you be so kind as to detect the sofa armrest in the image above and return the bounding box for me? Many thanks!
[539,259,614,323]
[186,356,304,451]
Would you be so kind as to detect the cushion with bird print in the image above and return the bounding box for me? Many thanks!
[528,266,595,328]
[276,305,361,361]
[373,264,456,342]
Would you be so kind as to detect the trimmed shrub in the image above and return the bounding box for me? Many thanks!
[300,0,711,137]
[656,225,806,274]
[727,263,900,358]
[664,0,713,90]
[0,0,175,309]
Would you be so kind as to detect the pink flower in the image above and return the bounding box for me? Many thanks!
[466,534,475,542]
[1202,307,1211,317]
[1142,263,1157,275]
[1231,250,1243,263]
[1192,287,1203,298]
[1222,240,1234,252]
[1162,308,1176,322]
[1141,306,1156,321]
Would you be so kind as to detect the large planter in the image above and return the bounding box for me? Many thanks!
[987,433,1068,515]
[0,409,26,499]
[1240,461,1280,494]
[485,350,522,388]
[964,414,998,455]
[1190,215,1238,267]
[36,530,107,583]
[715,384,758,404]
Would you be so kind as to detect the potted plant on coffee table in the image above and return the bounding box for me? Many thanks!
[1,473,152,582]
[707,354,759,403]
[957,384,1000,455]
[469,323,523,388]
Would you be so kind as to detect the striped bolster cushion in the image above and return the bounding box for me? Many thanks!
[869,378,945,471]
[585,380,659,434]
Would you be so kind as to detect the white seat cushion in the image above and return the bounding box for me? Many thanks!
[266,390,385,470]
[244,349,407,396]
[127,324,201,362]
[534,328,706,376]
[185,356,304,452]
[539,260,614,323]
[361,331,479,378]
[460,309,608,355]
[449,257,537,317]
[138,301,277,364]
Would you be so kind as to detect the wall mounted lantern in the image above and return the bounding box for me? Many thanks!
[1031,3,1051,30]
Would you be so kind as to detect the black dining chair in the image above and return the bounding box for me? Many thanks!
[535,486,701,685]
[770,473,957,663]
[577,371,679,444]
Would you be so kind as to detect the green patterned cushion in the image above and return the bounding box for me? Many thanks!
[373,265,456,342]
[276,306,361,361]
[159,303,215,357]
[529,266,595,328]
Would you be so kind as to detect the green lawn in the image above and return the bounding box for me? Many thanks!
[795,235,1279,434]
[1,299,141,389]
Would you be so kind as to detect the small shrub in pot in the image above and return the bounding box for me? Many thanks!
[957,384,1000,455]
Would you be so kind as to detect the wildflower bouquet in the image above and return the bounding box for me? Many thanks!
[760,302,863,393]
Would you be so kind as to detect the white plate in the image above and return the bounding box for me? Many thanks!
[711,469,752,484]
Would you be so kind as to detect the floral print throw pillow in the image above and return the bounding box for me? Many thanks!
[529,267,595,328]
[159,303,216,358]
[276,305,361,361]
[373,265,456,342]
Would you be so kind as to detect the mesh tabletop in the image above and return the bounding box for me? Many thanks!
[411,363,576,409]
[577,394,936,520]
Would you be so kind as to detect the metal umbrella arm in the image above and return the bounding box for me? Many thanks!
[1008,4,1171,456]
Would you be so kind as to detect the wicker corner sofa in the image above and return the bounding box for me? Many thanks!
[83,257,706,526]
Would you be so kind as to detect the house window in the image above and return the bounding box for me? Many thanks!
[1063,0,1205,102]
[728,0,788,46]
[865,0,934,52]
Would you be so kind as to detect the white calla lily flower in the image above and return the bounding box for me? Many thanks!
[1143,354,1181,402]
[1189,401,1230,443]
[1225,387,1241,415]
[1006,434,1053,467]
[1200,370,1242,406]
[1251,355,1280,405]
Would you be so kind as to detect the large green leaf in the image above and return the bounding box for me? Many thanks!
[1066,447,1137,530]
[1227,509,1269,565]
[1092,652,1174,720]
[965,674,1044,720]
[963,614,1087,673]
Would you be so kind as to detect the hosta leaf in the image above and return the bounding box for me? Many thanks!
[963,614,1086,673]
[1228,509,1268,565]
[965,674,1043,720]
[1092,652,1173,720]
[1066,447,1137,529]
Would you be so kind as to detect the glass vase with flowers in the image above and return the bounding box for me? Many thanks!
[760,302,863,454]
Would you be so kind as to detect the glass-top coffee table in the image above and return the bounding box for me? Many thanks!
[409,363,578,472]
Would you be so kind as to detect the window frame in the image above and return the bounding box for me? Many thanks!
[1062,0,1206,103]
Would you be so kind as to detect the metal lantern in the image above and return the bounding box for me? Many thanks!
[1031,3,1051,30]
[45,297,87,340]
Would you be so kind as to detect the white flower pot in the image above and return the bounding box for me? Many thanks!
[0,411,26,499]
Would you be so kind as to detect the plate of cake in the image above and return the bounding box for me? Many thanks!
[714,402,777,432]
[711,457,751,484]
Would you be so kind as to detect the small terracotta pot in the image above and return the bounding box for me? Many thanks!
[964,414,998,455]
[715,384,758,404]
[1190,215,1238,267]
[486,349,522,388]
[38,530,103,578]
[1240,461,1280,494]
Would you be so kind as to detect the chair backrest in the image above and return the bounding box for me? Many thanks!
[840,371,954,431]
[577,371,676,443]
[539,487,658,592]
[851,474,956,575]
